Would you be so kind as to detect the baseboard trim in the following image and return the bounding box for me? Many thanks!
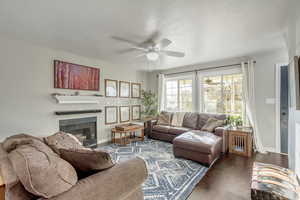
[264,147,276,153]
[97,139,111,146]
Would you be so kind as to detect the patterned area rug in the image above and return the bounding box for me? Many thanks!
[99,138,208,200]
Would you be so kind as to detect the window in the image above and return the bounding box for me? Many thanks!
[200,73,244,117]
[165,78,193,112]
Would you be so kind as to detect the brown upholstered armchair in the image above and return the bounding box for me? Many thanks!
[0,134,148,200]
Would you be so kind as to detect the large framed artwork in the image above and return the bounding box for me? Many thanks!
[105,79,118,97]
[131,105,141,120]
[119,106,130,123]
[119,81,130,98]
[131,83,141,98]
[105,106,118,125]
[54,60,100,91]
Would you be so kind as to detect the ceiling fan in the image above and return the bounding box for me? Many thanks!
[112,35,185,61]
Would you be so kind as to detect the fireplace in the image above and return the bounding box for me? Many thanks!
[59,117,97,148]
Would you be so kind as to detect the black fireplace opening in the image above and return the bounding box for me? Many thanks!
[59,117,97,148]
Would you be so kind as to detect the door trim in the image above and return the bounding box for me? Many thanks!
[275,63,289,154]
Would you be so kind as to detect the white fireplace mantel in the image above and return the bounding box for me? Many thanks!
[53,95,103,104]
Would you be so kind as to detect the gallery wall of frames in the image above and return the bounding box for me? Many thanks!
[104,79,142,125]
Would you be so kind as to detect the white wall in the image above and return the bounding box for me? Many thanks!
[0,37,148,143]
[148,49,288,150]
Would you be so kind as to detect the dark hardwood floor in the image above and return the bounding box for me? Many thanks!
[188,152,288,200]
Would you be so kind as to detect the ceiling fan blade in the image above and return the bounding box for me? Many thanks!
[135,54,146,58]
[157,38,172,49]
[162,50,185,57]
[131,46,148,52]
[111,36,139,46]
[117,48,138,54]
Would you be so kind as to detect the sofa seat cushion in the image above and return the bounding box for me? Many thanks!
[173,131,222,154]
[152,125,170,133]
[8,144,78,198]
[59,148,115,172]
[168,127,190,135]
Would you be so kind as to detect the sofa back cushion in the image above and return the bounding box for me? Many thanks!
[198,113,227,130]
[182,112,199,129]
[8,143,78,198]
[2,134,44,153]
[157,111,173,126]
[171,112,186,127]
[44,131,85,154]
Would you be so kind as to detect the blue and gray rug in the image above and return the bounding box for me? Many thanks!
[99,138,208,200]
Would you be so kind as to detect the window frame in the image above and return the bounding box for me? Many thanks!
[164,75,193,112]
[198,67,246,122]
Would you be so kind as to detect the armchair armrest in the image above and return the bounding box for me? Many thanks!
[214,126,230,153]
[45,158,148,200]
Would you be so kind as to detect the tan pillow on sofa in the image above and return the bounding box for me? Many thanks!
[44,131,86,154]
[59,148,115,172]
[201,118,224,132]
[157,111,172,126]
[8,144,78,198]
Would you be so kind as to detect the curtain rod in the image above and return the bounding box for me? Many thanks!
[161,61,256,76]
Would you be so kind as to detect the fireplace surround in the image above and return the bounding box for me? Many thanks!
[59,117,97,148]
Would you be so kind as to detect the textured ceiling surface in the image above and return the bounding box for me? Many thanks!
[0,0,289,69]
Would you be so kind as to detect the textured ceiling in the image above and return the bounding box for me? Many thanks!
[0,0,289,69]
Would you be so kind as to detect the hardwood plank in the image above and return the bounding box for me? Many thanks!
[188,152,288,200]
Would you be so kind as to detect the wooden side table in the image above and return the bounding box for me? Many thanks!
[0,172,5,200]
[228,127,253,157]
[111,125,144,146]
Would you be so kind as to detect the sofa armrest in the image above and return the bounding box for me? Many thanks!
[45,158,148,200]
[148,120,157,135]
[214,126,229,153]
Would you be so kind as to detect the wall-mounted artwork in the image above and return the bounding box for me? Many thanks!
[105,79,118,97]
[119,106,130,122]
[105,106,118,125]
[54,60,100,91]
[131,83,141,98]
[132,105,141,120]
[119,81,130,98]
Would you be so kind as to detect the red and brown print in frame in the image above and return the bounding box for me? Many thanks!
[54,60,100,91]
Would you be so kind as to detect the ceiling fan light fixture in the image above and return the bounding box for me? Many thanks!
[146,51,159,61]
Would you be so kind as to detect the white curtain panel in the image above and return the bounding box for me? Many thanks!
[241,61,266,153]
[158,73,165,112]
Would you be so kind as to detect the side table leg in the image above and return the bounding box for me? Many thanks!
[141,129,144,141]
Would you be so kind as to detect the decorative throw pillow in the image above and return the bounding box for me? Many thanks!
[59,148,115,172]
[201,118,224,132]
[171,112,185,127]
[8,144,78,198]
[2,134,44,153]
[44,131,86,154]
[157,111,172,126]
